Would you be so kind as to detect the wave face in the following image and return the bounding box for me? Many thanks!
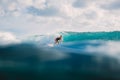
[61,31,120,42]
[0,31,120,80]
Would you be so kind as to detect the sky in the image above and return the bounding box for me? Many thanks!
[0,0,120,39]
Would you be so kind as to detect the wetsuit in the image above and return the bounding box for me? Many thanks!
[55,37,61,41]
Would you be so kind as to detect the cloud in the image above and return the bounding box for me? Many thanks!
[83,11,98,19]
[33,0,46,9]
[0,31,20,46]
[0,7,5,16]
[0,0,120,37]
[17,0,33,7]
[8,2,17,11]
[100,0,120,10]
[72,0,87,8]
[26,6,58,16]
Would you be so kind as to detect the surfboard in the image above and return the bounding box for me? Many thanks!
[48,43,54,47]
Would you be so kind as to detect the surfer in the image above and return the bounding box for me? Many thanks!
[55,35,62,44]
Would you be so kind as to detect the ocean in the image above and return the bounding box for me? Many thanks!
[0,31,120,80]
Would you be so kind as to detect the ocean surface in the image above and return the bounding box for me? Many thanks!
[0,31,120,80]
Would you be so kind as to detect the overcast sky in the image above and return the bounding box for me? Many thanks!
[0,0,120,37]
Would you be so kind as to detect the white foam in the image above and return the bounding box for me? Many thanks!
[48,43,54,47]
[86,41,120,58]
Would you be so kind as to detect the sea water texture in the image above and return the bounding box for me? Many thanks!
[0,31,120,80]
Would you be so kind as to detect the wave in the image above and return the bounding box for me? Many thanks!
[0,42,120,80]
[24,31,120,44]
[0,31,120,80]
[60,31,120,42]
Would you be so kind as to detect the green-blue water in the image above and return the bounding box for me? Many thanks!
[61,31,120,42]
[0,31,120,80]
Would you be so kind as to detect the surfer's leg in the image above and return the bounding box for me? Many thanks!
[55,40,58,44]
